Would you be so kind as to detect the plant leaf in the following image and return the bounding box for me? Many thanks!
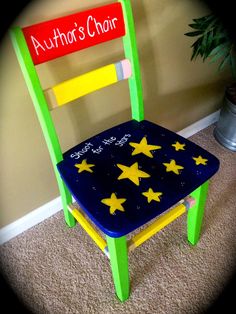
[185,12,235,78]
[188,23,202,30]
[218,54,230,71]
[209,42,231,57]
[190,37,204,60]
[202,32,209,60]
[209,48,228,64]
[184,30,203,37]
[230,52,236,79]
[192,14,213,24]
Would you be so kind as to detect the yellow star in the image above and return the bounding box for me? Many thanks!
[129,137,161,158]
[172,141,186,151]
[193,155,208,165]
[75,159,95,173]
[142,188,163,203]
[101,193,126,215]
[163,159,184,175]
[117,162,150,186]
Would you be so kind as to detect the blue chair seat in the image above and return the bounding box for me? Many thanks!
[57,120,219,238]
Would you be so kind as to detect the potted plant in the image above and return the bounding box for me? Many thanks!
[185,12,236,151]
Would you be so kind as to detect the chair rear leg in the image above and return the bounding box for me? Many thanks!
[57,174,76,227]
[187,180,209,245]
[106,235,130,302]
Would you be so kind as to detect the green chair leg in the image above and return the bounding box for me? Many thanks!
[106,235,130,302]
[57,174,76,228]
[187,180,209,245]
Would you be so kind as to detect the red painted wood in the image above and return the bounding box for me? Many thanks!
[23,3,125,65]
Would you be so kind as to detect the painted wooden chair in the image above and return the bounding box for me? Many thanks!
[10,0,219,302]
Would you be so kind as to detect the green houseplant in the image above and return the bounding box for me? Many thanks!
[185,13,236,151]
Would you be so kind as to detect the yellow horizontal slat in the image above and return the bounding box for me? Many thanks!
[128,203,187,252]
[51,63,118,107]
[68,205,107,252]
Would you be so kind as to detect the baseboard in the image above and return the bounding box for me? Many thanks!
[177,110,220,138]
[0,110,220,245]
[0,197,62,245]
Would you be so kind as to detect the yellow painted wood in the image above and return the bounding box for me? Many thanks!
[51,64,118,106]
[68,205,107,252]
[128,203,187,251]
[44,88,58,110]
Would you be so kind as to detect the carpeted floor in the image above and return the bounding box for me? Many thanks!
[0,125,236,314]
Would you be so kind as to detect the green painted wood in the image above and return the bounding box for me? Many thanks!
[106,235,130,302]
[9,27,75,227]
[119,0,144,122]
[187,181,209,245]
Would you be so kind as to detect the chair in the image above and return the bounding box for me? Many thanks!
[10,0,220,302]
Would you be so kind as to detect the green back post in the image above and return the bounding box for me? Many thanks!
[9,27,75,227]
[119,0,144,121]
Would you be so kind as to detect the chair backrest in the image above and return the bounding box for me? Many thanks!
[10,0,144,170]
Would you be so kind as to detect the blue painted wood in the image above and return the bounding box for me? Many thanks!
[57,120,219,237]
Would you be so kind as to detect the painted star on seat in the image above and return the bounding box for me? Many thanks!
[142,188,163,203]
[172,141,186,151]
[117,162,150,186]
[101,193,126,215]
[193,155,208,165]
[129,137,161,158]
[75,159,95,173]
[163,159,184,175]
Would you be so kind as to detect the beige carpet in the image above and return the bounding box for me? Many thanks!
[1,125,236,314]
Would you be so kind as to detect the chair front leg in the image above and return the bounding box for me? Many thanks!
[106,235,130,302]
[187,180,209,245]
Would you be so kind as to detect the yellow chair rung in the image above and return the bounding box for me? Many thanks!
[45,59,131,109]
[68,205,107,252]
[128,202,187,252]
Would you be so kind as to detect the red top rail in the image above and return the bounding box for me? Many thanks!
[23,3,125,65]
